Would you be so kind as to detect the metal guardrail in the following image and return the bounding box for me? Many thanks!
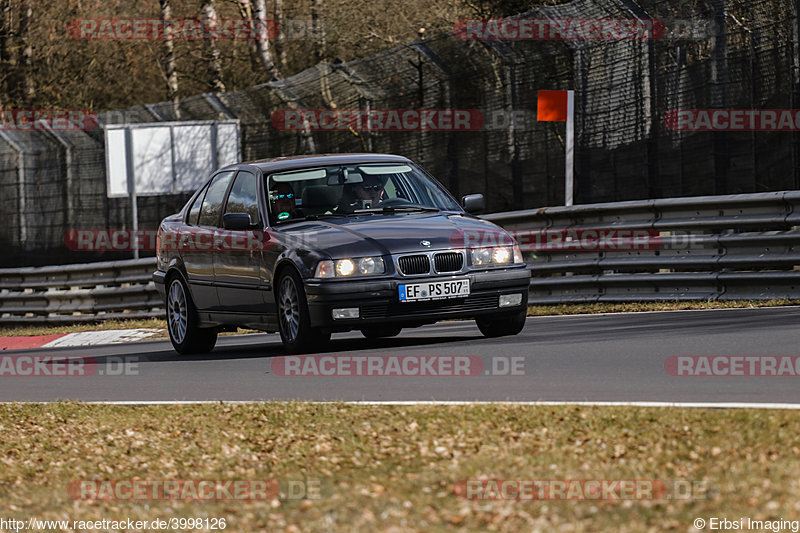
[0,258,161,325]
[485,191,800,304]
[3,191,800,324]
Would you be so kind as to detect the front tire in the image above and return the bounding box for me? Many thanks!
[276,268,331,354]
[476,310,527,338]
[166,275,218,354]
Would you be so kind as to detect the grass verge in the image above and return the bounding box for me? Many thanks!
[0,318,167,338]
[0,403,797,532]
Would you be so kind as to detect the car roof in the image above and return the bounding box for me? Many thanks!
[232,153,413,174]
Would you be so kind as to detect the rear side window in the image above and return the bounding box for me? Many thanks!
[198,171,235,227]
[224,171,259,224]
[187,185,209,225]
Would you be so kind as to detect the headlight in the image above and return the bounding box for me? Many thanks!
[470,246,521,267]
[357,256,380,275]
[471,248,493,266]
[336,259,355,276]
[513,244,523,264]
[492,247,511,264]
[315,257,385,278]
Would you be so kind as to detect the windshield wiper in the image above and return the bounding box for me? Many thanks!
[281,213,349,222]
[353,206,441,214]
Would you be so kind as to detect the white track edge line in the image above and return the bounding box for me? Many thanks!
[528,305,800,319]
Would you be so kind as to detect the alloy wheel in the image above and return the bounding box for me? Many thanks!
[167,280,188,344]
[279,276,301,343]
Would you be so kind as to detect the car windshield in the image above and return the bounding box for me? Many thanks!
[265,163,460,224]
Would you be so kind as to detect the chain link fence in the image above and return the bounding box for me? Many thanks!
[0,0,797,266]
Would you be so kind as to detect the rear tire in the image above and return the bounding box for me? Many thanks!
[276,268,331,354]
[476,310,527,338]
[166,275,218,354]
[361,326,402,339]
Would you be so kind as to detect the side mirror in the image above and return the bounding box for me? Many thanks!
[223,213,254,230]
[461,194,485,215]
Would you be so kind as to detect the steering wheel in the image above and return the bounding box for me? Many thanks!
[377,197,414,208]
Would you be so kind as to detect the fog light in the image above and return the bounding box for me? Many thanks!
[332,307,359,319]
[499,293,523,308]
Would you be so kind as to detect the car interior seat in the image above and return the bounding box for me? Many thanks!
[302,185,343,216]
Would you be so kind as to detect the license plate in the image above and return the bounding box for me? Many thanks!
[398,278,470,302]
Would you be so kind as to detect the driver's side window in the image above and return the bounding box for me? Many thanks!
[224,171,260,225]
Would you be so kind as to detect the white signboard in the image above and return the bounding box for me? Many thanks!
[104,120,241,198]
[105,128,129,197]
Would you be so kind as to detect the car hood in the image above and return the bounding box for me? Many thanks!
[278,212,511,258]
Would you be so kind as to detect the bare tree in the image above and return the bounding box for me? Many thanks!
[273,0,287,70]
[201,0,225,92]
[16,0,33,105]
[0,0,11,104]
[310,0,326,63]
[0,0,471,111]
[159,0,181,117]
[235,0,280,79]
[252,0,280,79]
[234,0,260,73]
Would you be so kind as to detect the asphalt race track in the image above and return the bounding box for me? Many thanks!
[3,307,800,404]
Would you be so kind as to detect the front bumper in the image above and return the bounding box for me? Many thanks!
[153,270,167,298]
[305,266,531,328]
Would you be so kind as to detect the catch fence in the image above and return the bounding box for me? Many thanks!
[1,0,798,266]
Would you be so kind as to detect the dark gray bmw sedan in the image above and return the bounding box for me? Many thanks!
[154,154,530,354]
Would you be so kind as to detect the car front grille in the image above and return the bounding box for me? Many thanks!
[434,252,463,273]
[398,255,430,275]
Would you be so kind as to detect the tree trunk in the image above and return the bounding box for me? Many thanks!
[17,0,33,105]
[252,0,280,79]
[159,0,180,117]
[0,0,10,104]
[311,0,325,63]
[273,0,287,70]
[235,0,261,73]
[201,0,225,92]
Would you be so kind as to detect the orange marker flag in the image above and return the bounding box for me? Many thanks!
[537,90,569,122]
